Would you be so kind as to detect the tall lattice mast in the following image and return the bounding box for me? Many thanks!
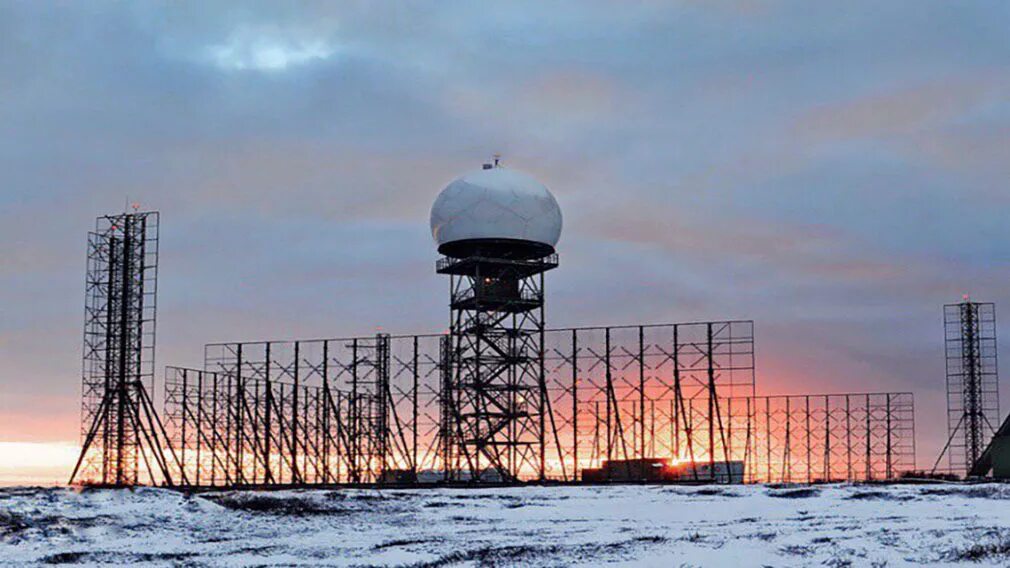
[932,299,999,476]
[70,210,182,486]
[437,249,557,481]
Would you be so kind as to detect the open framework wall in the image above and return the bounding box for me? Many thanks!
[162,321,916,487]
[940,302,999,476]
[74,211,169,487]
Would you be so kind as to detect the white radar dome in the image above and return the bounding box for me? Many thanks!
[430,166,563,259]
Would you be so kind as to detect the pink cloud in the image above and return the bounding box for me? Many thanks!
[793,73,1010,142]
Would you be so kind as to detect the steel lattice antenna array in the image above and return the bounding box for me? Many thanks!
[932,300,1000,477]
[69,211,183,487]
[67,170,919,488]
[168,325,915,487]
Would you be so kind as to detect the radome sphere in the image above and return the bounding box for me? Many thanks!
[430,166,563,259]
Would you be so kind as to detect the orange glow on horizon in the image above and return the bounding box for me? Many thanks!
[0,442,79,487]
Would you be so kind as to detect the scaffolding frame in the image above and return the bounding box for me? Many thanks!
[933,301,999,476]
[70,211,183,487]
[437,253,557,482]
[159,321,915,488]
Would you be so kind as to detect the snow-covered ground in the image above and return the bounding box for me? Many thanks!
[4,483,1010,566]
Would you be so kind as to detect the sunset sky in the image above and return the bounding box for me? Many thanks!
[1,1,1009,484]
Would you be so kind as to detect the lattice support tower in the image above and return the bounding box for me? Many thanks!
[70,210,183,486]
[436,252,558,482]
[933,300,999,476]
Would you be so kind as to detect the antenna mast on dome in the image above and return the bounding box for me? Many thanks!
[481,154,503,170]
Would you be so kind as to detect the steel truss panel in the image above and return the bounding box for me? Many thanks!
[70,211,182,487]
[199,335,393,485]
[935,302,999,476]
[160,319,912,488]
[747,393,915,483]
